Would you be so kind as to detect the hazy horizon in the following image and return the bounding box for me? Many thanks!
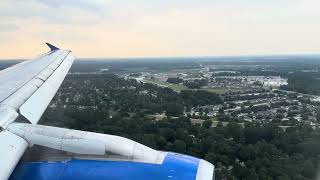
[2,53,320,62]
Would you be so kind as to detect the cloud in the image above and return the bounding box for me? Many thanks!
[32,0,108,18]
[34,29,91,43]
[0,0,320,59]
[0,23,19,32]
[33,0,102,11]
[0,0,107,26]
[0,19,20,43]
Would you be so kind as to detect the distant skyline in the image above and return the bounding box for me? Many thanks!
[1,0,320,59]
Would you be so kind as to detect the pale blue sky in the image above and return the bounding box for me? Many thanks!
[0,0,319,58]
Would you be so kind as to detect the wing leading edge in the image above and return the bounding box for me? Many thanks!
[0,43,75,180]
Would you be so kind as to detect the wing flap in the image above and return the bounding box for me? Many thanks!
[19,53,74,124]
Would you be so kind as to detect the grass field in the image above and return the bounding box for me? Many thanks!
[144,79,244,94]
[201,88,230,94]
[152,69,202,78]
[201,87,245,94]
[144,79,188,92]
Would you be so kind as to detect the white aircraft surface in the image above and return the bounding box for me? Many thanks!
[0,44,214,180]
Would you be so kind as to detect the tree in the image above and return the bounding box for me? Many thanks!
[167,77,183,84]
[159,128,175,142]
[165,103,184,116]
[239,145,256,161]
[204,152,216,164]
[302,160,316,179]
[173,140,187,153]
[183,79,208,89]
[316,107,320,122]
[226,122,243,141]
[203,120,212,129]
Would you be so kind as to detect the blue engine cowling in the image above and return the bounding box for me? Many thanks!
[10,152,214,180]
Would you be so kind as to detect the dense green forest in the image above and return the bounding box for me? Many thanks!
[281,72,320,95]
[41,73,320,180]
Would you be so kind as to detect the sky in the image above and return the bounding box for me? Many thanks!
[0,0,320,59]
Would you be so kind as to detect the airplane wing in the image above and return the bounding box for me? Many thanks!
[0,43,74,180]
[0,44,214,180]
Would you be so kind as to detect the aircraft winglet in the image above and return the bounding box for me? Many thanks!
[45,43,60,51]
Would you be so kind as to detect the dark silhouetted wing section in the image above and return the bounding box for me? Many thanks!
[45,43,60,51]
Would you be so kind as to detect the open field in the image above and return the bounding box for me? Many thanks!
[144,79,188,92]
[150,69,202,78]
[143,80,240,94]
[202,88,230,94]
[201,87,256,94]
